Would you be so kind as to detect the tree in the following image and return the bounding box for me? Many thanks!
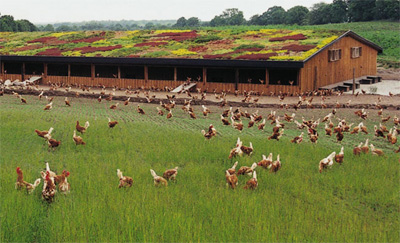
[144,22,155,29]
[55,25,73,32]
[330,0,348,23]
[174,17,187,27]
[42,24,55,31]
[285,6,309,25]
[210,8,245,26]
[307,2,333,25]
[347,0,375,22]
[248,14,261,25]
[263,6,287,25]
[374,0,400,20]
[15,19,38,31]
[186,17,200,27]
[0,15,17,31]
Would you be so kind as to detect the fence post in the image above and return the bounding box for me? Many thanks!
[352,68,355,95]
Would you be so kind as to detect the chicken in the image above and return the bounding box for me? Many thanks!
[270,155,281,173]
[240,142,253,156]
[228,143,243,159]
[156,107,164,116]
[258,153,273,169]
[231,117,244,131]
[291,132,304,143]
[225,170,238,189]
[117,169,133,188]
[98,96,102,102]
[137,105,145,114]
[221,115,230,126]
[243,171,258,190]
[167,110,173,119]
[42,171,56,202]
[370,144,384,156]
[201,124,217,139]
[110,103,119,110]
[237,163,257,176]
[374,125,386,138]
[65,97,71,106]
[73,130,86,145]
[15,167,41,194]
[325,123,332,136]
[44,102,53,110]
[35,127,53,139]
[202,105,211,116]
[124,97,131,106]
[57,170,71,193]
[258,119,266,130]
[353,142,363,155]
[20,97,27,104]
[319,152,336,173]
[361,139,369,154]
[76,120,89,133]
[248,115,255,128]
[189,111,197,119]
[336,130,344,142]
[268,129,284,141]
[38,91,44,99]
[150,169,168,187]
[381,116,391,123]
[335,146,344,164]
[108,117,118,128]
[227,161,238,175]
[284,113,295,122]
[47,138,61,149]
[360,122,368,134]
[163,167,178,181]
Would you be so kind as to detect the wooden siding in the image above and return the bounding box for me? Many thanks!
[301,36,378,92]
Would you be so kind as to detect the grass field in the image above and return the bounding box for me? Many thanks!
[0,94,399,242]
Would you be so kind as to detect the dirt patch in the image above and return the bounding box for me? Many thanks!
[378,67,400,80]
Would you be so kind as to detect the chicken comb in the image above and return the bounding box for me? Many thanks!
[16,167,21,173]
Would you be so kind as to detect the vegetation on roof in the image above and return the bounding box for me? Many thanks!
[0,29,341,61]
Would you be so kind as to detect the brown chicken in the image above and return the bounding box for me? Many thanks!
[163,167,178,181]
[150,169,168,187]
[335,146,344,164]
[237,163,257,176]
[42,171,56,202]
[73,130,86,145]
[243,171,258,190]
[225,170,238,189]
[258,153,273,169]
[353,142,363,155]
[117,169,133,188]
[15,167,41,194]
[108,118,118,128]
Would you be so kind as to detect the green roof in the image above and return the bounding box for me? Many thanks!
[0,29,341,61]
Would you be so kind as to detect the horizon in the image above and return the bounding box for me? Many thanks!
[3,0,329,25]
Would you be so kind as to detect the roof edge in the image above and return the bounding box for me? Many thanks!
[304,30,383,62]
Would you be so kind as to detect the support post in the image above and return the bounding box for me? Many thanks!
[265,68,269,87]
[352,68,355,95]
[43,63,48,82]
[202,67,207,84]
[22,63,25,81]
[144,66,148,83]
[1,61,4,75]
[174,67,177,81]
[117,66,121,79]
[235,68,239,91]
[91,64,95,80]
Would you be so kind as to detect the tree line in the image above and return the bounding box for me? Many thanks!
[0,0,399,32]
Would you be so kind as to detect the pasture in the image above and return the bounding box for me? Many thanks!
[0,93,399,242]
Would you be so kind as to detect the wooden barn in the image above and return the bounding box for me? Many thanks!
[0,29,382,93]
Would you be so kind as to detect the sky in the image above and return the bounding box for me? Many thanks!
[2,0,330,24]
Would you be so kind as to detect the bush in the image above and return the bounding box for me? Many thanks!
[194,35,222,43]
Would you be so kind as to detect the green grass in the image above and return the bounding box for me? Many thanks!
[0,94,399,242]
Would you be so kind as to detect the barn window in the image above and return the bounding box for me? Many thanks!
[120,66,144,79]
[268,68,298,86]
[70,64,91,77]
[25,63,44,75]
[239,68,266,84]
[4,62,22,74]
[207,68,235,83]
[177,67,203,81]
[328,49,341,62]
[95,65,118,78]
[351,47,362,58]
[48,64,68,76]
[148,67,174,80]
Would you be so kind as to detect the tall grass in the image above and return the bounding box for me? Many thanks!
[0,94,399,242]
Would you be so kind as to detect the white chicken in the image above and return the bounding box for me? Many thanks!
[319,152,336,173]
